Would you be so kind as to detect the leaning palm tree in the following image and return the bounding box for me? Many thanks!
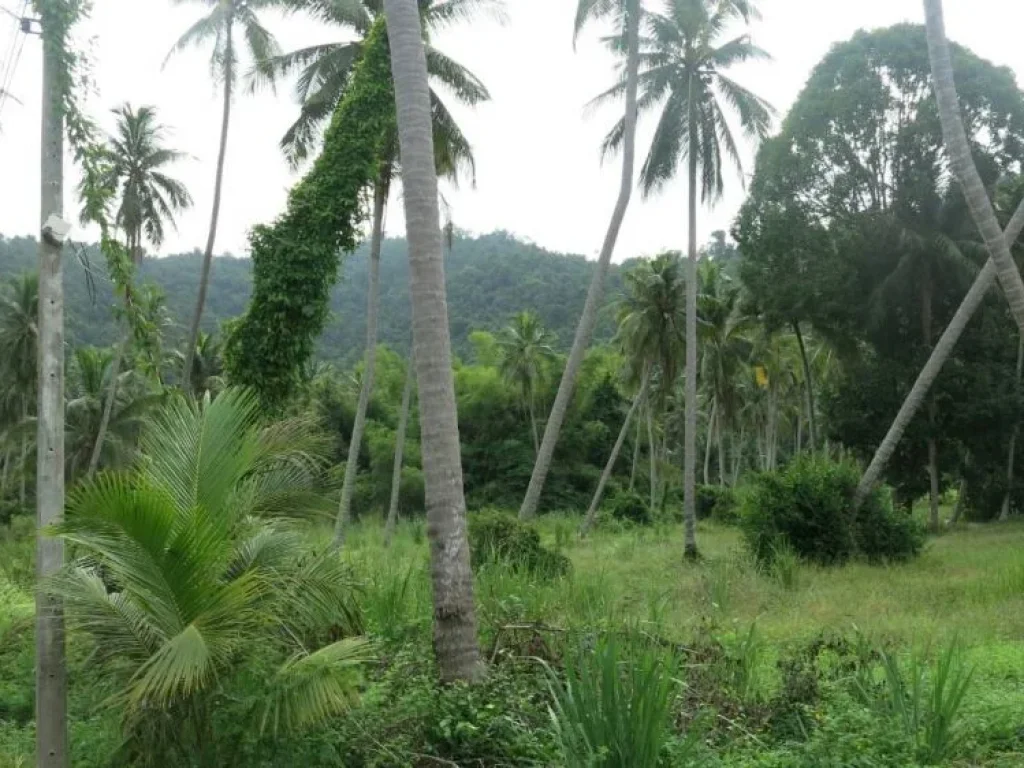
[169,0,282,393]
[593,0,772,556]
[856,0,1024,504]
[381,0,481,683]
[85,104,192,478]
[47,389,366,763]
[518,0,643,521]
[497,311,558,455]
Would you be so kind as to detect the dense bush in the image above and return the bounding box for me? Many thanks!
[608,490,653,526]
[697,484,739,524]
[468,509,571,578]
[740,456,923,566]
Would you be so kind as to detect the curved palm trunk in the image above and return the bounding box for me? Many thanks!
[36,27,68,764]
[582,370,648,535]
[683,95,699,560]
[793,321,816,453]
[181,19,234,394]
[383,0,481,683]
[704,396,717,485]
[518,8,639,520]
[925,0,1024,332]
[855,204,1024,504]
[86,338,124,479]
[333,178,387,549]
[384,353,415,548]
[1000,335,1024,521]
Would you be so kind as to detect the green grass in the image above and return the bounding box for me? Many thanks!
[4,516,1024,765]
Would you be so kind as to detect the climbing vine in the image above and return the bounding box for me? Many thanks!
[224,18,396,410]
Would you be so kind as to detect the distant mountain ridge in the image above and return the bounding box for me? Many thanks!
[0,231,625,363]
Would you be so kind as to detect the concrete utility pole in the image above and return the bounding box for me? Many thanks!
[35,3,69,764]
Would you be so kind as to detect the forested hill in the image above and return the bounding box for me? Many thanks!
[0,231,624,363]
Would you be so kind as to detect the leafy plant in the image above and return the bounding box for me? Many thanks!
[547,639,678,768]
[469,509,570,578]
[608,489,653,526]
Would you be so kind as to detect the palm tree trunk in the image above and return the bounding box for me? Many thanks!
[926,0,1024,332]
[19,401,27,505]
[1000,335,1024,521]
[647,403,657,508]
[717,407,727,487]
[768,390,779,471]
[582,370,649,535]
[796,410,803,454]
[86,338,125,479]
[384,353,415,548]
[921,269,941,534]
[683,85,699,560]
[528,394,539,456]
[382,0,481,683]
[181,17,234,394]
[36,22,68,763]
[793,321,816,453]
[854,202,1024,504]
[333,177,387,549]
[704,396,717,485]
[731,425,745,486]
[518,8,639,520]
[950,476,967,525]
[629,414,641,491]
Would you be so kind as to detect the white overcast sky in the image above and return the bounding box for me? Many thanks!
[1,0,1023,261]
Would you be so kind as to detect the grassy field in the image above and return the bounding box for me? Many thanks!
[3,515,1024,766]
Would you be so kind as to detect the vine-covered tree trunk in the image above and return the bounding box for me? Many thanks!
[36,14,69,762]
[582,370,648,535]
[382,0,481,683]
[334,176,388,549]
[87,338,124,478]
[182,15,234,393]
[518,6,639,520]
[384,353,415,548]
[925,0,1024,334]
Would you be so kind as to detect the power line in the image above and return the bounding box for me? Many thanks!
[0,0,30,124]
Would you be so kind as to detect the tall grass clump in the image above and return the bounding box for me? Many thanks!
[547,639,678,768]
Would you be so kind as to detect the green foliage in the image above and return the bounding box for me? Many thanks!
[607,489,652,526]
[740,455,923,566]
[697,483,738,523]
[225,19,395,410]
[547,639,679,768]
[468,509,570,578]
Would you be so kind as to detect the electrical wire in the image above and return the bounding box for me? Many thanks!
[0,1,30,124]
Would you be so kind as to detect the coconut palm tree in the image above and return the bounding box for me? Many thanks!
[169,0,282,393]
[0,272,38,505]
[593,0,772,556]
[86,104,192,478]
[47,389,365,762]
[497,311,558,455]
[381,0,481,683]
[856,1,1024,505]
[173,330,225,397]
[384,352,415,547]
[518,0,642,521]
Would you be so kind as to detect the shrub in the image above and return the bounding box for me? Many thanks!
[697,484,739,524]
[740,455,922,567]
[468,509,570,578]
[608,490,652,526]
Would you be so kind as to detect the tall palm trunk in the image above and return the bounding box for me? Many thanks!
[382,0,480,683]
[704,396,717,485]
[1000,335,1024,521]
[182,16,234,394]
[583,371,649,535]
[384,353,415,548]
[528,394,539,456]
[629,415,641,490]
[856,200,1024,503]
[647,403,657,507]
[921,270,941,533]
[793,321,816,452]
[683,87,699,560]
[334,177,388,549]
[717,406,726,486]
[87,339,124,478]
[950,476,967,525]
[925,0,1024,332]
[36,22,68,764]
[19,400,27,505]
[518,8,639,520]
